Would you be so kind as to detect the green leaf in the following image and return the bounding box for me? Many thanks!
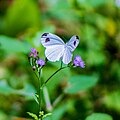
[103,90,120,112]
[64,75,98,94]
[27,112,38,120]
[43,104,68,120]
[33,93,39,104]
[85,113,113,120]
[86,51,106,66]
[0,35,31,54]
[16,83,36,100]
[0,111,8,120]
[0,80,36,100]
[78,0,108,7]
[0,80,14,95]
[4,0,40,36]
[43,113,52,118]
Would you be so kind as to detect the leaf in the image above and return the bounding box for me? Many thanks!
[85,113,113,120]
[86,51,106,66]
[0,111,8,120]
[64,75,98,94]
[4,0,40,36]
[105,19,116,37]
[103,91,120,112]
[78,0,108,7]
[0,80,36,100]
[27,112,38,120]
[43,113,52,118]
[16,83,36,100]
[33,93,39,104]
[0,80,14,95]
[43,104,68,120]
[0,35,31,54]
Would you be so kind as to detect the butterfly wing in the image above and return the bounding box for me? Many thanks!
[45,45,64,62]
[41,33,65,62]
[62,47,72,64]
[66,35,79,52]
[41,33,65,47]
[62,35,79,64]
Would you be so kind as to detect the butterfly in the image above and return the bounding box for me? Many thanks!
[41,33,79,64]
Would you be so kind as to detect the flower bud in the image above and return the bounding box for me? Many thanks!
[36,59,45,67]
[32,66,36,71]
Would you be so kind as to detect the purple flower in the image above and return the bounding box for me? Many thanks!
[36,59,45,67]
[31,48,37,53]
[29,48,38,58]
[73,55,85,68]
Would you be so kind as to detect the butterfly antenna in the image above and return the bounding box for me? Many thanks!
[61,36,67,42]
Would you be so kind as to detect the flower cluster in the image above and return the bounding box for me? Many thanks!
[73,55,85,68]
[29,48,38,58]
[28,48,45,71]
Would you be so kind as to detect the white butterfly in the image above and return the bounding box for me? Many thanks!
[41,33,79,64]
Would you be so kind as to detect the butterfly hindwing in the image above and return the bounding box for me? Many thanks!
[45,45,64,62]
[66,35,79,52]
[62,47,72,64]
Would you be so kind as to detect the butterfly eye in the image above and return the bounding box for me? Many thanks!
[76,36,79,39]
[42,33,49,37]
[45,38,50,42]
[74,41,76,46]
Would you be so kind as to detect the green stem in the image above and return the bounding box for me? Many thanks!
[38,68,42,120]
[42,66,68,87]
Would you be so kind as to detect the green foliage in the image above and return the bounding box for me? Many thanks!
[85,113,113,120]
[44,104,68,120]
[64,75,98,94]
[0,80,14,95]
[27,112,38,120]
[103,91,120,112]
[0,80,36,100]
[0,111,8,120]
[43,113,52,119]
[77,0,109,7]
[0,35,31,54]
[3,0,40,36]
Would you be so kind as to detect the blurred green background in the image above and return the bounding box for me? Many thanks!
[0,0,120,120]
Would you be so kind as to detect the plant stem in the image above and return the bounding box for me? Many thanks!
[38,68,42,120]
[42,66,68,87]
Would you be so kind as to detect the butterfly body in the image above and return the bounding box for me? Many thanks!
[41,33,79,64]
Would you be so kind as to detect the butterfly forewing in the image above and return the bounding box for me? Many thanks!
[66,35,79,52]
[41,33,65,47]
